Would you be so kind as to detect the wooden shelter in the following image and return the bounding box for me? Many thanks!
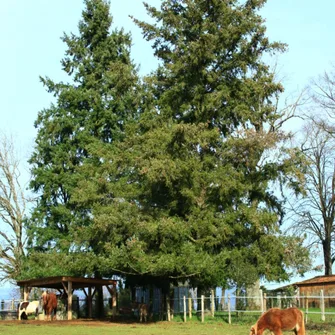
[269,275,335,308]
[16,276,117,320]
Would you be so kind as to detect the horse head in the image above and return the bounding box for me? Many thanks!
[42,291,49,305]
[249,324,257,335]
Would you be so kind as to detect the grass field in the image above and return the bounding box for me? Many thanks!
[1,319,335,335]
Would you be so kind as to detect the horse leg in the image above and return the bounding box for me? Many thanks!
[272,330,283,335]
[53,307,57,321]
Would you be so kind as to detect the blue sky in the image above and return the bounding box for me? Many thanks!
[2,0,335,155]
[1,0,334,155]
[1,0,335,289]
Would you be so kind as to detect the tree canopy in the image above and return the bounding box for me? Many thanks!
[24,0,311,289]
[25,0,140,278]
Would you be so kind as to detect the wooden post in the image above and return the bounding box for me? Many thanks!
[23,285,29,301]
[112,284,117,319]
[106,284,117,319]
[260,289,264,313]
[321,290,325,321]
[228,293,231,325]
[167,297,171,322]
[263,293,267,312]
[220,288,226,311]
[305,295,308,325]
[67,280,73,320]
[201,295,204,323]
[183,296,187,322]
[211,289,215,317]
[88,286,92,318]
[188,297,192,319]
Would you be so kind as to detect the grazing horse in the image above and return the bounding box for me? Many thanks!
[17,300,40,320]
[250,307,305,335]
[132,301,149,322]
[42,291,58,321]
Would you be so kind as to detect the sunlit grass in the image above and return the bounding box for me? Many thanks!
[0,319,334,335]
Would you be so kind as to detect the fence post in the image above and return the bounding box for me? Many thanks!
[188,297,192,319]
[228,293,231,325]
[211,289,215,317]
[183,296,187,322]
[11,299,14,311]
[277,293,281,309]
[260,289,264,313]
[321,290,325,321]
[284,294,287,308]
[263,293,267,312]
[305,295,308,325]
[201,295,204,323]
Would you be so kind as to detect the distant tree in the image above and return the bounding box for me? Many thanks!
[309,67,335,118]
[289,119,335,275]
[288,67,335,276]
[0,134,27,283]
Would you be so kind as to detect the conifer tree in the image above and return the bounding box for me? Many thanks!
[85,0,310,288]
[25,0,311,292]
[26,0,140,278]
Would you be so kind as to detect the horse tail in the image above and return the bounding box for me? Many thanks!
[299,309,306,335]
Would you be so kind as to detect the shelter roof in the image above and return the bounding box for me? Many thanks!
[269,275,335,292]
[16,276,117,290]
[294,275,335,287]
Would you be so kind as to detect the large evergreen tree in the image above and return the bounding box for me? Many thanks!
[72,0,311,289]
[25,0,311,292]
[25,0,140,278]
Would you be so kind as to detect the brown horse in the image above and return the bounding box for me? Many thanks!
[132,301,149,322]
[249,307,305,335]
[42,291,58,321]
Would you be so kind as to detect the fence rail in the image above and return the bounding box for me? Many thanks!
[2,289,335,323]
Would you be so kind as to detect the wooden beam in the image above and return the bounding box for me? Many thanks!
[17,276,118,290]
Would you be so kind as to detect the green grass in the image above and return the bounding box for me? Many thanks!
[1,319,335,335]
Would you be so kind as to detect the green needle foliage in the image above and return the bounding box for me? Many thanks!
[25,0,141,278]
[24,0,311,290]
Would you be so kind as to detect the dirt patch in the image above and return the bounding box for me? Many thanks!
[306,322,335,332]
[0,319,143,327]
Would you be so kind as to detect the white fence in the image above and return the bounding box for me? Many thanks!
[0,299,20,311]
[2,290,335,323]
[162,289,335,323]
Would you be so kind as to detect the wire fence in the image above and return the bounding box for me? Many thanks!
[2,290,335,323]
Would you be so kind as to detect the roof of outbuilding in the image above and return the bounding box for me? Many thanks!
[269,275,335,292]
[294,275,335,286]
[16,276,117,290]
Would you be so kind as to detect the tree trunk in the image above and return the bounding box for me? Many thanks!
[323,238,333,275]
